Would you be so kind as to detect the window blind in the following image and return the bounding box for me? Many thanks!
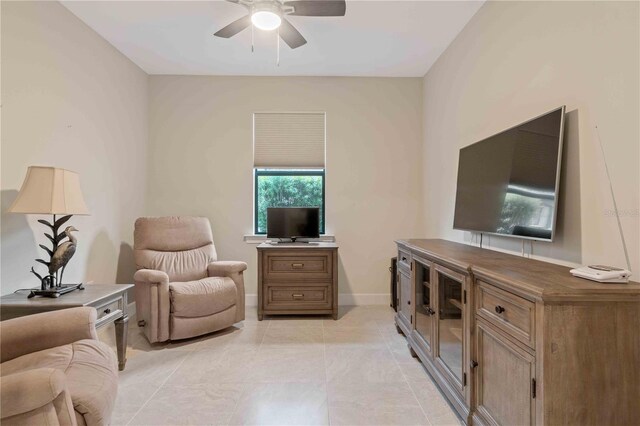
[253,112,325,168]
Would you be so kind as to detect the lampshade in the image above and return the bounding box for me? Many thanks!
[9,166,90,215]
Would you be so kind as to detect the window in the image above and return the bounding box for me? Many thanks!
[254,169,325,234]
[253,112,326,236]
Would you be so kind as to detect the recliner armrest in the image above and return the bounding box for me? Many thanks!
[0,307,97,363]
[133,269,171,343]
[0,368,69,419]
[208,261,246,323]
[207,261,248,277]
[134,269,170,285]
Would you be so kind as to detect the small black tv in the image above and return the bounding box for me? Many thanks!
[267,207,320,240]
[453,106,565,242]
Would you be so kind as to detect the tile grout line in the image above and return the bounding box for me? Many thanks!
[122,308,417,426]
[322,315,331,426]
[383,321,434,426]
[125,348,192,426]
[224,317,271,426]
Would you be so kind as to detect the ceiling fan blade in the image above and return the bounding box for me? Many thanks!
[284,0,346,16]
[279,19,307,49]
[214,15,251,38]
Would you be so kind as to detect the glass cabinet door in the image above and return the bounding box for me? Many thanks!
[398,269,412,327]
[436,268,464,383]
[414,260,434,353]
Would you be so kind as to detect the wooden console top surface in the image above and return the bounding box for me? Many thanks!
[257,242,338,249]
[397,239,640,302]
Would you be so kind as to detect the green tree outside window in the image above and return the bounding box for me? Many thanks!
[255,170,325,234]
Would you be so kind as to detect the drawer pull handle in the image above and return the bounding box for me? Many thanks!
[104,308,111,315]
[470,360,478,369]
[402,257,407,262]
[291,263,304,269]
[495,305,505,314]
[292,294,304,299]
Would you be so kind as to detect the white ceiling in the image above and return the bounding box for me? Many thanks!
[61,1,483,77]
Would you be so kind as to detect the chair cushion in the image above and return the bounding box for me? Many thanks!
[170,277,237,318]
[134,216,215,252]
[134,216,218,282]
[136,247,213,282]
[0,339,118,425]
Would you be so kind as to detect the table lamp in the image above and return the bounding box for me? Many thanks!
[9,166,90,298]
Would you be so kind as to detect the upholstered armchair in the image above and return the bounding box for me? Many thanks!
[0,307,118,426]
[133,216,246,343]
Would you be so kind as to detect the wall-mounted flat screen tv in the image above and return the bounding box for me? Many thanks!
[453,106,565,241]
[267,207,320,240]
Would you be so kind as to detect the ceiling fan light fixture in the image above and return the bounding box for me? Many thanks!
[251,10,281,31]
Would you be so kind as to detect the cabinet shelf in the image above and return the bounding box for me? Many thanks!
[448,325,463,342]
[448,298,463,310]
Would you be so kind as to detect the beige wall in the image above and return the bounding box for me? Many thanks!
[5,0,634,303]
[147,76,424,302]
[1,1,148,294]
[422,1,639,273]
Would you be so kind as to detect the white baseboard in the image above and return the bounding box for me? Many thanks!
[245,293,390,306]
[129,294,391,311]
[338,293,390,305]
[246,294,258,307]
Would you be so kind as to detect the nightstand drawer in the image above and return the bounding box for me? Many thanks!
[398,248,412,271]
[265,284,332,310]
[96,298,123,323]
[476,280,535,348]
[264,251,333,281]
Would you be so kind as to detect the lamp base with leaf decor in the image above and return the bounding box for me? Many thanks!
[9,167,90,298]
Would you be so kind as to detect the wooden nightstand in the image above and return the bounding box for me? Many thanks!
[0,284,133,370]
[257,242,338,320]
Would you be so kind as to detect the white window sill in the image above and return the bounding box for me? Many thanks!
[244,234,336,244]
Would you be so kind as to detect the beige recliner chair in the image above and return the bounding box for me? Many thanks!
[0,307,118,426]
[133,216,246,343]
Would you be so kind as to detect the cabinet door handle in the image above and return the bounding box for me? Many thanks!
[495,305,505,314]
[291,263,304,269]
[408,300,411,305]
[470,360,478,369]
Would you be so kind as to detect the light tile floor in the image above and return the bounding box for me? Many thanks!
[99,306,462,426]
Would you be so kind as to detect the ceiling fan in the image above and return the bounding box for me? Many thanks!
[214,0,346,49]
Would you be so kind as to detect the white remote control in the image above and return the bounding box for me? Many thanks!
[570,265,631,283]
